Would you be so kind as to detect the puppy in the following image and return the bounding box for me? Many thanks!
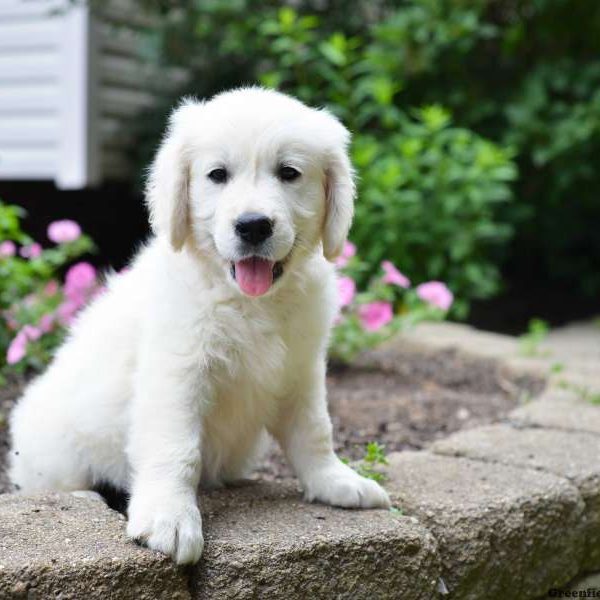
[9,87,390,564]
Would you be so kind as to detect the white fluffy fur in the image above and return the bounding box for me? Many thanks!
[9,87,390,564]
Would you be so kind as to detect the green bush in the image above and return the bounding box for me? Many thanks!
[132,1,517,315]
[350,0,600,300]
[350,109,514,317]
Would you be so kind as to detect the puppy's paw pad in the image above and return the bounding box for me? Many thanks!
[127,497,204,564]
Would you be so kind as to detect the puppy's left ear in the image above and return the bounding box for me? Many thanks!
[322,120,356,261]
[145,102,198,251]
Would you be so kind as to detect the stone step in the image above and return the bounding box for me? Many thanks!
[192,481,439,600]
[2,444,595,600]
[432,423,600,572]
[509,388,600,435]
[0,483,441,600]
[385,451,584,600]
[0,492,188,600]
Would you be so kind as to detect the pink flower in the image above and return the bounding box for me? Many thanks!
[416,281,454,311]
[47,220,81,244]
[39,313,55,333]
[6,331,28,365]
[64,262,96,302]
[22,324,42,341]
[335,241,357,269]
[337,276,356,308]
[358,301,394,332]
[0,241,16,257]
[61,262,97,322]
[57,300,80,326]
[20,243,42,259]
[381,261,411,288]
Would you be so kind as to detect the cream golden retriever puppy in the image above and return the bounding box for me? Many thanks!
[9,87,390,564]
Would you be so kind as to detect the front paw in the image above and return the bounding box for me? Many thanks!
[303,462,391,509]
[127,492,204,565]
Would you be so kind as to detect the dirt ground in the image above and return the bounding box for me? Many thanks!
[0,346,544,494]
[255,346,544,480]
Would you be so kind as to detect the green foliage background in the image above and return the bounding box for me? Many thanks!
[128,0,600,315]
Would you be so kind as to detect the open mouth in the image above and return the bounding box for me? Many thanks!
[230,257,284,297]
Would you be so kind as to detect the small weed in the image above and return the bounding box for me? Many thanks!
[342,441,389,483]
[357,465,387,483]
[519,318,550,357]
[364,441,389,466]
[549,362,565,374]
[389,506,403,517]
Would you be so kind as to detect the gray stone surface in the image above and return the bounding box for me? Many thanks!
[392,322,520,359]
[395,320,600,395]
[544,322,600,394]
[510,389,600,434]
[0,483,441,600]
[432,424,600,571]
[384,451,584,600]
[0,492,189,600]
[192,481,440,600]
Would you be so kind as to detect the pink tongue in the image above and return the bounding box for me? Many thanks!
[235,257,274,296]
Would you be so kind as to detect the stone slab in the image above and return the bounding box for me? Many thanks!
[192,481,440,600]
[510,389,600,435]
[432,424,600,571]
[544,322,600,392]
[384,451,584,600]
[0,492,189,600]
[392,322,520,360]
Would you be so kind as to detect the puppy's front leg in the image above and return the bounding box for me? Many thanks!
[272,360,390,509]
[126,352,207,565]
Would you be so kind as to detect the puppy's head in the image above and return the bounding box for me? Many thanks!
[146,87,355,297]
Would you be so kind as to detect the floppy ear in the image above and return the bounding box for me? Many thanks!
[145,104,196,251]
[322,137,356,261]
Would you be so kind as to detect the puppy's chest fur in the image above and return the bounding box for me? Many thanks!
[208,298,291,387]
[192,295,303,483]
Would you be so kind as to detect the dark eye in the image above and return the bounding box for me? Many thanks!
[208,168,228,184]
[278,165,301,182]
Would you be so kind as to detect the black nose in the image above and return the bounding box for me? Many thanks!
[235,213,273,245]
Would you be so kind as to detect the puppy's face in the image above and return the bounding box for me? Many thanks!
[146,88,355,297]
[190,118,325,297]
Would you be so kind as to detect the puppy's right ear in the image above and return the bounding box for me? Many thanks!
[145,102,199,251]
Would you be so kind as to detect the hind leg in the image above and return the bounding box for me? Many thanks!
[8,391,92,493]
